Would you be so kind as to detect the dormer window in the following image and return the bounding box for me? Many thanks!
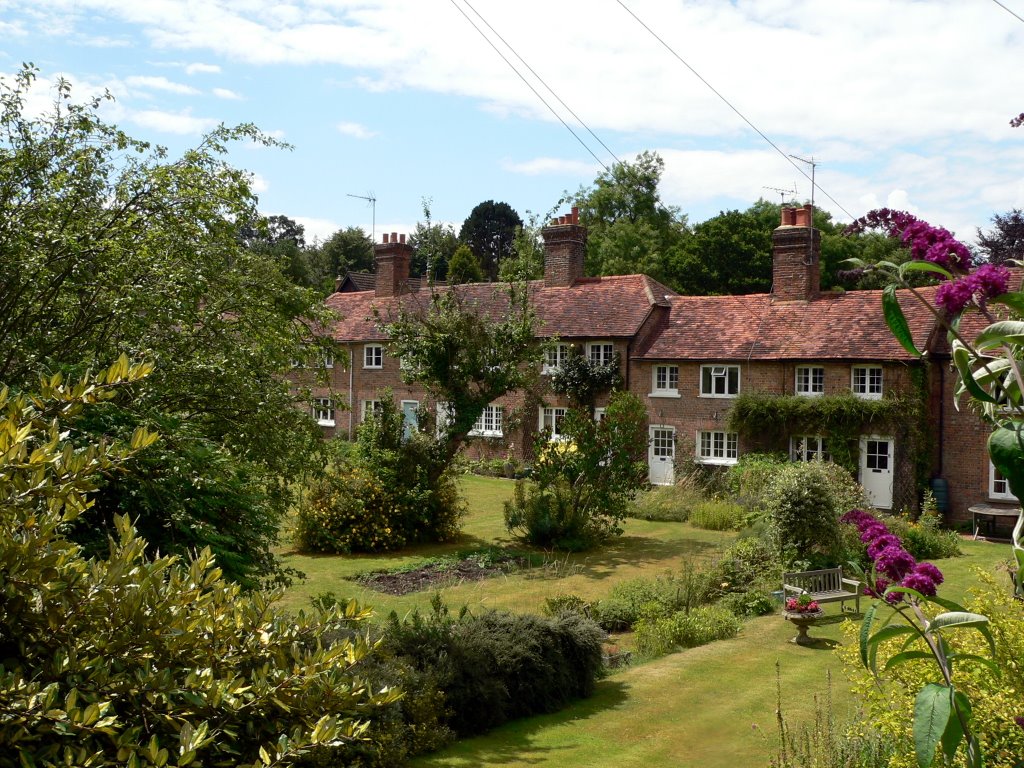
[795,366,825,396]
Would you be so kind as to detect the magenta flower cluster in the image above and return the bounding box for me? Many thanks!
[840,509,944,603]
[935,263,1012,315]
[846,209,973,272]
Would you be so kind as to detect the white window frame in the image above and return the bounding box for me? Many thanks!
[322,352,334,369]
[790,435,830,462]
[313,397,335,427]
[651,364,680,398]
[594,407,606,422]
[361,399,382,420]
[539,406,568,441]
[851,365,883,400]
[363,344,383,369]
[795,365,825,397]
[587,341,615,367]
[699,364,740,398]
[469,404,504,437]
[990,462,1019,501]
[696,430,739,465]
[435,402,454,438]
[543,343,569,374]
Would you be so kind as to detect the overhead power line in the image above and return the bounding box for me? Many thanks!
[990,0,1024,25]
[614,0,854,219]
[458,0,622,167]
[447,0,610,171]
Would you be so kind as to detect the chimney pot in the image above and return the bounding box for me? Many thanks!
[383,233,390,244]
[571,206,579,225]
[780,207,796,226]
[399,233,406,244]
[391,231,398,242]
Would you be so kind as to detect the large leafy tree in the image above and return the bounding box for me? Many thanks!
[977,209,1024,264]
[566,151,689,286]
[459,199,523,281]
[318,225,375,282]
[409,199,459,280]
[0,66,333,585]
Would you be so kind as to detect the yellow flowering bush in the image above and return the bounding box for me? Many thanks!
[297,397,464,554]
[839,571,1024,767]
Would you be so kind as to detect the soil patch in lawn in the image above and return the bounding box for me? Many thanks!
[355,552,534,596]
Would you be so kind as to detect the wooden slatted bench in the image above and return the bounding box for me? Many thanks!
[783,567,861,614]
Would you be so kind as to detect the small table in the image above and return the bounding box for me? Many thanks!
[969,503,1022,540]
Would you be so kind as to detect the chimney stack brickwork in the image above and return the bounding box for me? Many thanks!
[374,231,413,298]
[542,206,587,288]
[771,205,820,302]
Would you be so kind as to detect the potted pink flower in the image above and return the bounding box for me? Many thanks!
[785,594,821,614]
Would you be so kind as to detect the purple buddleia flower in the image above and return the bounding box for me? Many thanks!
[875,544,917,582]
[910,561,944,587]
[860,522,890,543]
[844,209,972,272]
[935,278,976,314]
[867,534,904,560]
[901,570,939,597]
[935,264,1011,315]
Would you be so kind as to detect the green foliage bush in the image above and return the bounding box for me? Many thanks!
[718,587,777,617]
[594,563,717,631]
[505,391,648,550]
[0,364,395,768]
[762,461,866,567]
[726,452,789,513]
[689,499,746,531]
[633,605,741,659]
[878,513,962,561]
[840,571,1024,767]
[628,480,704,522]
[542,593,593,617]
[381,598,606,738]
[296,397,464,553]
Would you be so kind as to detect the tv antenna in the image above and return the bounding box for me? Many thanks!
[346,192,377,242]
[788,155,817,207]
[763,184,799,205]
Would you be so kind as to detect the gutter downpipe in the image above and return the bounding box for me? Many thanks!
[348,343,355,440]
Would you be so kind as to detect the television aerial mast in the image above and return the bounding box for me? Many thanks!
[346,192,377,243]
[787,154,817,207]
[763,184,799,206]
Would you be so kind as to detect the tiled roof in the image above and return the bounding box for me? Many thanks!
[338,272,446,293]
[637,286,940,361]
[324,274,676,343]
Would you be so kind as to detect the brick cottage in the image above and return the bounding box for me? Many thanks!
[297,205,1018,532]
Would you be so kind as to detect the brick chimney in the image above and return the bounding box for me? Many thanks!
[771,205,820,302]
[374,232,412,298]
[542,206,587,288]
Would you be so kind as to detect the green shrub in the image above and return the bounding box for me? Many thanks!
[726,452,788,513]
[296,396,464,553]
[762,461,866,567]
[0,368,396,768]
[718,587,777,617]
[505,391,648,550]
[712,536,781,591]
[633,605,741,659]
[839,571,1024,766]
[594,563,716,631]
[542,593,593,617]
[628,480,704,522]
[689,499,745,531]
[381,598,606,738]
[879,513,962,560]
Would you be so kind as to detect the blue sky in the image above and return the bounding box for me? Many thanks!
[2,0,1024,245]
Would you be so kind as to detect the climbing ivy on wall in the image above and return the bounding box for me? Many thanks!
[727,382,930,486]
[549,351,623,408]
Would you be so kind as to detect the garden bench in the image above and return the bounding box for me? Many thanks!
[782,567,861,614]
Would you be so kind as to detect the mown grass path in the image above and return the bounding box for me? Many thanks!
[279,475,1010,767]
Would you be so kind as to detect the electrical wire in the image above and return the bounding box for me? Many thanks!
[614,0,855,219]
[447,0,610,171]
[990,0,1024,25]
[458,0,622,167]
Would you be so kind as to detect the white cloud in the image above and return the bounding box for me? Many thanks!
[501,157,601,177]
[185,62,220,75]
[336,121,376,140]
[125,75,198,95]
[212,86,241,100]
[293,215,339,243]
[130,109,218,135]
[248,172,269,194]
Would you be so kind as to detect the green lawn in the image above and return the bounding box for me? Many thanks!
[279,476,1012,768]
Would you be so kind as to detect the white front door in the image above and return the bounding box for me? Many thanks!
[401,400,419,440]
[859,435,894,509]
[648,426,675,485]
